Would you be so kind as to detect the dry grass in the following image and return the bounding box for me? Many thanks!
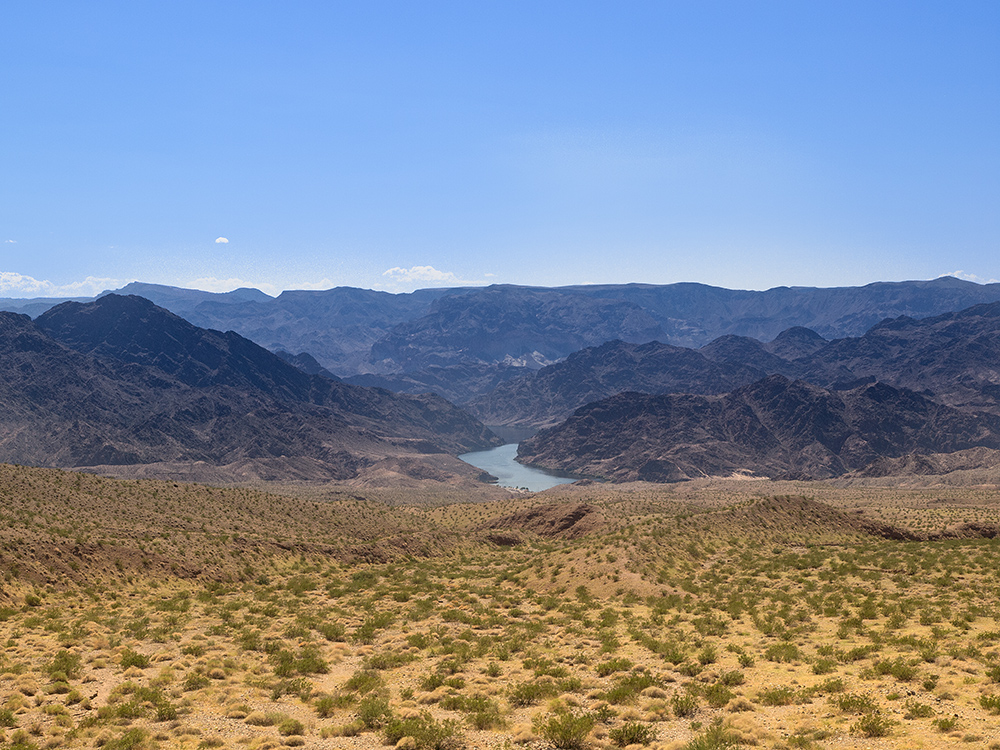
[1,465,999,749]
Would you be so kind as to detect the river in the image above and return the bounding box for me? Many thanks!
[458,443,578,492]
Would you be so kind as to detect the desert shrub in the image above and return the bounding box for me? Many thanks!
[537,712,595,750]
[595,658,633,677]
[903,699,934,719]
[717,671,745,687]
[704,683,734,708]
[684,719,744,750]
[985,665,1000,683]
[934,716,959,732]
[245,712,286,726]
[757,686,799,706]
[764,643,800,663]
[278,718,305,736]
[344,669,383,694]
[119,648,150,669]
[463,695,504,730]
[508,680,558,707]
[609,721,657,747]
[183,672,211,692]
[698,644,718,665]
[316,621,346,641]
[671,692,699,718]
[980,694,1000,714]
[872,658,917,682]
[103,728,147,750]
[383,711,463,750]
[364,650,418,670]
[0,708,17,727]
[46,650,82,680]
[833,693,878,714]
[811,658,836,675]
[357,693,393,729]
[852,712,895,738]
[314,694,337,718]
[603,673,659,704]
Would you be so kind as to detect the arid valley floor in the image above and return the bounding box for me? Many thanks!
[2,466,1000,750]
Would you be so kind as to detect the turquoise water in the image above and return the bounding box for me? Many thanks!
[458,443,577,492]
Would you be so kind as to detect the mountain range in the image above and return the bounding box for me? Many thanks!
[7,278,1000,485]
[5,276,1000,392]
[0,294,499,482]
[517,376,1000,482]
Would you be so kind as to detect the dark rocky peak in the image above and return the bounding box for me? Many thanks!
[36,294,313,399]
[764,326,828,360]
[699,334,793,374]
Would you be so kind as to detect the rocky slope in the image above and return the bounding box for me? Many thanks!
[467,339,767,429]
[517,375,1000,482]
[0,295,499,480]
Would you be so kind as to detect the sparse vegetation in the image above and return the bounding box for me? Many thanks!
[0,466,998,748]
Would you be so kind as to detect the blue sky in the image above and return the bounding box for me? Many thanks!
[2,1,997,297]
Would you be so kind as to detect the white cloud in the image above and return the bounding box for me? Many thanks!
[0,272,128,298]
[293,278,336,291]
[214,237,229,244]
[4,239,15,244]
[939,270,1000,285]
[379,265,487,292]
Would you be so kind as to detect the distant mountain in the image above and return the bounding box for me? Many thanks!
[466,340,767,429]
[344,362,528,406]
[6,277,1000,395]
[517,375,1000,482]
[1,295,499,480]
[369,286,665,371]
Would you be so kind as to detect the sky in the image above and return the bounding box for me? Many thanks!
[2,1,998,298]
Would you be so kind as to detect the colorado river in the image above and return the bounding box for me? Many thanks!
[458,443,578,491]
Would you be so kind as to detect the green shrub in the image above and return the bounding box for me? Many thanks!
[609,721,657,747]
[764,643,800,663]
[833,693,878,714]
[344,669,383,694]
[872,658,917,682]
[603,673,659,704]
[508,680,558,707]
[383,711,463,750]
[357,693,393,729]
[0,707,17,727]
[183,672,211,692]
[811,658,836,675]
[671,692,698,718]
[103,728,147,750]
[934,716,959,732]
[46,650,82,680]
[314,694,336,718]
[979,694,1000,714]
[538,712,595,750]
[119,648,150,669]
[852,712,895,738]
[684,719,743,750]
[757,686,798,706]
[595,658,633,677]
[278,718,305,736]
[903,699,934,719]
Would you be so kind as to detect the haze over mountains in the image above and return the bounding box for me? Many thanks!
[6,277,1000,484]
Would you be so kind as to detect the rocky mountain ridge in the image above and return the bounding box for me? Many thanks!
[0,295,499,481]
[517,375,1000,482]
